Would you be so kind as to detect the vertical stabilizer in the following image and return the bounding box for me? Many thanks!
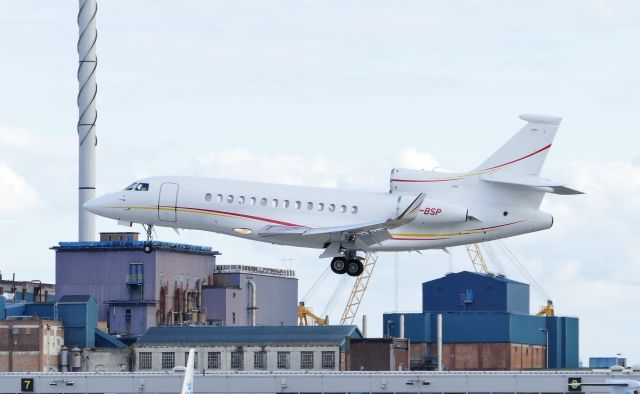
[180,349,195,394]
[475,114,562,176]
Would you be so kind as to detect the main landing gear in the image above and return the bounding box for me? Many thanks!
[143,224,154,254]
[330,252,364,277]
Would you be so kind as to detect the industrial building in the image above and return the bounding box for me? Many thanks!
[0,273,55,302]
[384,271,579,370]
[53,233,298,339]
[133,325,361,371]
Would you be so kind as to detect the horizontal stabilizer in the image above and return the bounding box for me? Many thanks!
[481,173,583,195]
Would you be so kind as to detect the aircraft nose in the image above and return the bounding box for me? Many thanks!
[83,194,111,216]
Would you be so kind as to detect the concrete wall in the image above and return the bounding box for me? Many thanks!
[82,348,131,372]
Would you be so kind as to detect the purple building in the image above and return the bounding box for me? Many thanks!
[53,235,218,339]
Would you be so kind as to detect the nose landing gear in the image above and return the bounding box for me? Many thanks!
[330,252,364,277]
[143,224,154,254]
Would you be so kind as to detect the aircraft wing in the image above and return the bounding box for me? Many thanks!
[258,193,425,248]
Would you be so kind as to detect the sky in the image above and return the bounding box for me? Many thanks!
[1,1,639,365]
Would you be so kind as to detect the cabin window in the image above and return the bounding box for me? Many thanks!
[227,195,234,203]
[295,201,302,209]
[238,196,245,205]
[328,203,336,212]
[249,197,256,205]
[351,206,358,214]
[340,204,347,213]
[307,202,313,210]
[260,198,268,207]
[216,194,223,203]
[272,199,278,208]
[283,200,290,208]
[318,203,325,211]
[205,193,212,201]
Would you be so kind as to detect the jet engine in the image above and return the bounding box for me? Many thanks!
[414,198,470,225]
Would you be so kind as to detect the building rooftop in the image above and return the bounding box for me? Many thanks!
[52,240,220,256]
[214,265,295,278]
[136,325,361,347]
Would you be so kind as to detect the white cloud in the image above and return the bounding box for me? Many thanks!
[396,147,440,171]
[0,163,41,216]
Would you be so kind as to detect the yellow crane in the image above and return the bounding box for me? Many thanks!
[536,299,555,317]
[297,301,328,326]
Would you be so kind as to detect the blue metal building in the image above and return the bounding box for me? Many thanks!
[383,271,579,369]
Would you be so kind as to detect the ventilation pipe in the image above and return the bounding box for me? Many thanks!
[362,315,367,338]
[247,279,257,326]
[399,314,405,339]
[77,0,98,241]
[437,313,443,371]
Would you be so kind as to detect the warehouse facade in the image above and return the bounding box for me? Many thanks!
[133,325,361,372]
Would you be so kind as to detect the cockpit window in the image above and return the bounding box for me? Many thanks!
[134,183,149,191]
[124,182,137,190]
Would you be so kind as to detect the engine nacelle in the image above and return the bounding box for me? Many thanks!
[414,198,469,225]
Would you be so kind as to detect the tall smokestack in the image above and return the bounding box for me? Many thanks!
[77,0,97,241]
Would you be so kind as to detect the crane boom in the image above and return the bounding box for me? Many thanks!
[340,252,378,325]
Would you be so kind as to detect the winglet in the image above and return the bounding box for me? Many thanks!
[397,193,426,221]
[180,349,195,394]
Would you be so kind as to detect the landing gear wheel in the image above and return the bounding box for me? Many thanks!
[143,224,154,254]
[330,257,348,274]
[346,259,364,277]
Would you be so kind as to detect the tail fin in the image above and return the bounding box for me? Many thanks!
[475,114,562,176]
[180,349,195,394]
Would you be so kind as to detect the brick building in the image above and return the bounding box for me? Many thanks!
[0,319,64,372]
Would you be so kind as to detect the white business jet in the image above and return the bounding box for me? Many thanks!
[85,114,582,277]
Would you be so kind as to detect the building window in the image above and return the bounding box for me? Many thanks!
[185,352,198,369]
[207,352,221,369]
[138,352,152,370]
[277,351,290,369]
[301,351,314,369]
[321,351,335,369]
[232,312,236,324]
[161,352,175,369]
[231,351,244,370]
[254,351,267,370]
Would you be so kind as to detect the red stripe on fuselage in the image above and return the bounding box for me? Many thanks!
[176,206,303,227]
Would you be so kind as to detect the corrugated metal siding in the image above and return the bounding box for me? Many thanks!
[422,271,529,314]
